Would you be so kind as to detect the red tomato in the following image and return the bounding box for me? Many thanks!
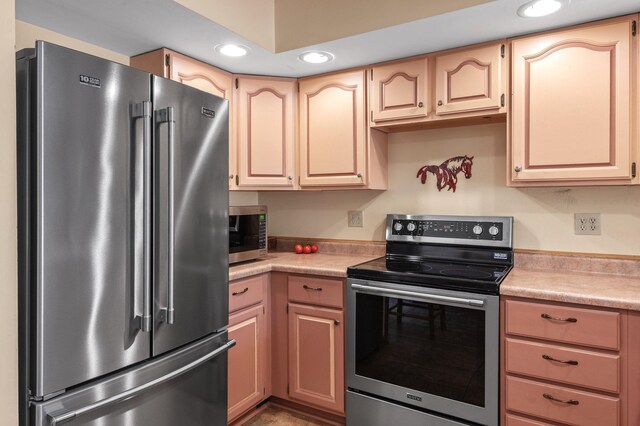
[294,244,303,254]
[311,244,318,253]
[303,245,312,254]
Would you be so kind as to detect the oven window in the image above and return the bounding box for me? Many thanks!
[229,215,260,253]
[355,293,486,407]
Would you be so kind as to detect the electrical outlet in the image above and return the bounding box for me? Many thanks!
[348,210,363,228]
[574,213,601,235]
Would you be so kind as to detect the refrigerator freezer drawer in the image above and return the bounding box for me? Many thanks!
[31,332,234,426]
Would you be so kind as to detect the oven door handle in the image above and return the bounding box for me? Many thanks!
[350,283,485,308]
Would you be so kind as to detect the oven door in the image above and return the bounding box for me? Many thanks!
[346,278,499,426]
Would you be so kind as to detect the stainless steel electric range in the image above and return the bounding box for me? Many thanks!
[346,214,513,426]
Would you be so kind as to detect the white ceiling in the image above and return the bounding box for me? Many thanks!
[16,0,640,77]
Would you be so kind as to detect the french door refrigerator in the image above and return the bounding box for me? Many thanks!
[17,41,234,426]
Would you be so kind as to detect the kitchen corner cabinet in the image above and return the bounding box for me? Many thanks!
[509,16,637,185]
[227,274,269,422]
[287,275,345,414]
[502,297,631,426]
[130,49,238,189]
[369,57,429,124]
[235,76,297,189]
[434,42,506,117]
[298,69,387,189]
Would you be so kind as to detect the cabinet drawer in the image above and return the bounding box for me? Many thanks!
[505,414,554,426]
[506,338,620,393]
[229,274,266,313]
[505,300,620,350]
[506,376,619,426]
[288,275,343,309]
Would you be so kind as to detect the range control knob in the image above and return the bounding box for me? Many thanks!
[489,225,499,236]
[393,222,403,232]
[407,222,417,232]
[472,225,483,235]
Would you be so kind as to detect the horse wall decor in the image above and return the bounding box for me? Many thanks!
[416,155,474,192]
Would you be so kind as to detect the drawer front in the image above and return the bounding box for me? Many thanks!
[505,300,620,350]
[506,376,620,426]
[506,338,620,393]
[229,274,266,313]
[288,275,343,309]
[505,414,554,426]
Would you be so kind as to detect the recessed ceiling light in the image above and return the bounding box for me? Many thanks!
[517,0,568,18]
[215,44,250,57]
[298,51,335,64]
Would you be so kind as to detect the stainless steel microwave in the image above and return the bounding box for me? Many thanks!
[229,205,267,264]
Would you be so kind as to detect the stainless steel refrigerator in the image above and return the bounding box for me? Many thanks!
[17,41,233,426]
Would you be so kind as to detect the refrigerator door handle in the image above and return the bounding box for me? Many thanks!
[46,339,236,425]
[156,107,176,325]
[132,101,152,333]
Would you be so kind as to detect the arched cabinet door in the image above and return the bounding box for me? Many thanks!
[510,17,635,184]
[235,76,296,189]
[370,57,429,123]
[434,42,506,116]
[299,69,367,187]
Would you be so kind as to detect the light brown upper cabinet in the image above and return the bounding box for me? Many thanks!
[434,42,506,117]
[299,69,387,189]
[130,49,238,189]
[369,57,429,124]
[235,76,297,189]
[510,16,638,185]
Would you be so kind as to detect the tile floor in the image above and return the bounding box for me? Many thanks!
[242,405,332,426]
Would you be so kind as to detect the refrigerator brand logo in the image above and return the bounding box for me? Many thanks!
[493,252,508,260]
[79,74,101,88]
[406,393,422,402]
[201,107,216,118]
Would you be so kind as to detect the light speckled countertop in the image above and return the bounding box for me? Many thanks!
[229,252,379,281]
[501,268,640,310]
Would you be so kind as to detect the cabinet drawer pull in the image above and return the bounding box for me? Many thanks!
[542,354,579,365]
[541,313,577,323]
[232,287,249,296]
[303,285,323,292]
[543,393,579,405]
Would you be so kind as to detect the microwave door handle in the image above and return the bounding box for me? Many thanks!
[132,102,152,332]
[46,339,236,425]
[157,107,175,324]
[350,283,485,308]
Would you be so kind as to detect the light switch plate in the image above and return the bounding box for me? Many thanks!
[348,210,363,227]
[575,213,601,235]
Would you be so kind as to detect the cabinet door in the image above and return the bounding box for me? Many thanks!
[236,77,296,188]
[228,304,266,421]
[370,57,429,123]
[299,69,367,187]
[435,43,505,116]
[511,18,634,183]
[167,52,237,189]
[288,303,344,414]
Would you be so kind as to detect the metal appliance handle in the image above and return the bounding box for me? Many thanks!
[46,339,236,425]
[157,107,176,324]
[132,102,152,332]
[350,283,485,308]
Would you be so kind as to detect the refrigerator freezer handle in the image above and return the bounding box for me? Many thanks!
[46,339,236,425]
[156,107,176,325]
[132,101,153,333]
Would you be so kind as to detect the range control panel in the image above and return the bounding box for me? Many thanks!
[386,215,513,249]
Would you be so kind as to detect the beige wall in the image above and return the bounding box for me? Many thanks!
[1,1,17,425]
[260,123,640,256]
[16,20,129,65]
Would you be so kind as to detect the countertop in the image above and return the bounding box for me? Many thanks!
[229,252,379,281]
[230,250,640,311]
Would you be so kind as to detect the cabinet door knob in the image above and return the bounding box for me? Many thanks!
[334,319,340,326]
[356,173,362,178]
[229,174,234,179]
[418,102,424,108]
[288,176,293,181]
[437,100,443,106]
[514,165,522,173]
